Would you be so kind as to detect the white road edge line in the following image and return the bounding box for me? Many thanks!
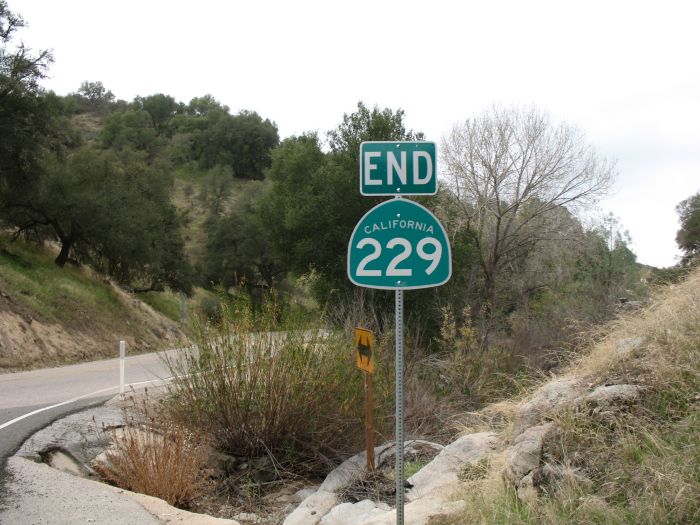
[0,377,174,431]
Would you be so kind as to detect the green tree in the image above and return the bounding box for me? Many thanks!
[101,109,160,154]
[204,182,286,295]
[12,147,192,293]
[76,80,114,104]
[168,98,278,179]
[261,103,423,301]
[676,192,700,264]
[0,0,55,196]
[199,164,234,220]
[136,93,179,134]
[192,109,278,178]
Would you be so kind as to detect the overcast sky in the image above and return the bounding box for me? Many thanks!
[13,0,700,268]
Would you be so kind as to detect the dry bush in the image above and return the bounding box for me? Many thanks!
[95,397,209,508]
[165,298,394,473]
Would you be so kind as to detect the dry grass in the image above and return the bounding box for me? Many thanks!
[94,397,209,508]
[436,268,700,524]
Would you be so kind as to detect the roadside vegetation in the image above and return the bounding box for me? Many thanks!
[0,235,184,370]
[95,395,209,509]
[0,236,122,324]
[434,267,700,525]
[3,1,700,522]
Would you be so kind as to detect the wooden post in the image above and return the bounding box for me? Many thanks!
[365,370,375,471]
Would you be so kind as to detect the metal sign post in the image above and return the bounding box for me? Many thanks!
[395,289,405,525]
[349,141,450,525]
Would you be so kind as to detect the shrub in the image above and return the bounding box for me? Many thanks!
[95,398,208,508]
[165,297,393,473]
[436,306,527,408]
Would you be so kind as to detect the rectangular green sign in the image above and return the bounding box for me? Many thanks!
[360,141,437,196]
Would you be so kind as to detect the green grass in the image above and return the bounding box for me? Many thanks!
[0,238,122,324]
[139,290,183,323]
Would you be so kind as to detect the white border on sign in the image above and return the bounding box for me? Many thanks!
[359,141,438,197]
[347,198,452,290]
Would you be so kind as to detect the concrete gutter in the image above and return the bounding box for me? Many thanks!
[0,395,238,525]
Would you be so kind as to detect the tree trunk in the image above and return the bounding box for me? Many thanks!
[54,237,72,267]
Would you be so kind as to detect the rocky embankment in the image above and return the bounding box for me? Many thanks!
[13,332,656,525]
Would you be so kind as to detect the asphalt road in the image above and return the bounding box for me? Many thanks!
[0,350,175,474]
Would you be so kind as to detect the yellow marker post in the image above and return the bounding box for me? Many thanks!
[355,327,375,471]
[355,327,375,374]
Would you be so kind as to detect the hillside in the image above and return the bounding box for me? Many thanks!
[0,237,186,371]
[425,267,700,524]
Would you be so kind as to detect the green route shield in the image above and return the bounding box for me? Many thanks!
[347,199,451,290]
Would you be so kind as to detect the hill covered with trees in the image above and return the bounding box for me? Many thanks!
[3,0,698,375]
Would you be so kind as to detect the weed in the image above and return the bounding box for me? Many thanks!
[94,396,209,508]
[459,457,490,482]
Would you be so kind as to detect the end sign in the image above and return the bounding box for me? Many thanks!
[360,141,437,196]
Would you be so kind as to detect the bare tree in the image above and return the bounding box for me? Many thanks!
[441,106,615,315]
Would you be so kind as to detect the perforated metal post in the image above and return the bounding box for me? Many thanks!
[395,289,405,525]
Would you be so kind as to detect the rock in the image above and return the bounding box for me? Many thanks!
[516,471,538,505]
[512,378,581,437]
[407,432,497,501]
[362,497,466,525]
[613,337,644,358]
[586,384,642,405]
[320,500,386,525]
[283,490,337,525]
[283,440,443,524]
[294,486,319,502]
[505,423,553,484]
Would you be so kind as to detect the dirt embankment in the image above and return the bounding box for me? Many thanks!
[0,284,186,372]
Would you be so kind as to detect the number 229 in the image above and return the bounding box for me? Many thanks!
[355,237,442,277]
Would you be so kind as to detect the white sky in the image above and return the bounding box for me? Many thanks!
[13,0,700,268]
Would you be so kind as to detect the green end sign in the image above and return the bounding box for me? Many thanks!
[360,141,437,196]
[348,199,451,290]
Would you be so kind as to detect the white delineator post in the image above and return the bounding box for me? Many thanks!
[119,340,125,396]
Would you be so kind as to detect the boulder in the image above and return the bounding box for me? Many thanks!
[283,490,338,525]
[407,432,497,501]
[284,440,443,525]
[361,497,466,525]
[512,378,581,437]
[320,500,387,525]
[504,423,553,484]
[586,384,642,405]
